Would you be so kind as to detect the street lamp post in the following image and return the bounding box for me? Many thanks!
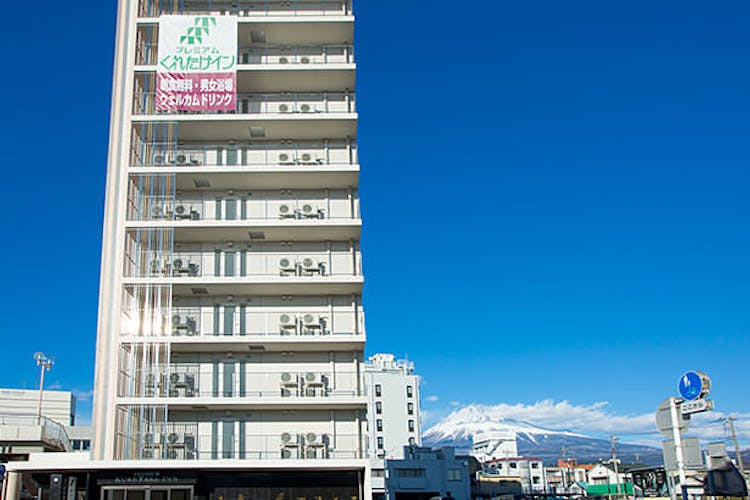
[611,435,621,500]
[34,352,54,423]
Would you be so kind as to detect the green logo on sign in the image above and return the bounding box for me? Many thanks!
[180,17,217,45]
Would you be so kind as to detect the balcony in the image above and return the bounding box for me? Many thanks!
[127,192,358,223]
[127,246,361,278]
[119,423,365,461]
[123,242,363,294]
[118,365,364,400]
[130,306,364,338]
[136,43,353,67]
[0,415,72,454]
[132,140,355,167]
[138,0,352,18]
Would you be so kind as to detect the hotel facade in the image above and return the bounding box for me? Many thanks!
[3,1,369,499]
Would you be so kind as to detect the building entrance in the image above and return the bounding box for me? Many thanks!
[101,486,193,500]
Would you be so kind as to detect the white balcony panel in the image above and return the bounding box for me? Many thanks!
[131,115,357,141]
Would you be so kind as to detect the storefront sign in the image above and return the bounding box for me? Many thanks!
[157,16,237,111]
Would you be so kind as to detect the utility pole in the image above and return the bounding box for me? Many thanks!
[728,417,749,500]
[669,397,689,500]
[611,435,621,500]
[34,352,54,423]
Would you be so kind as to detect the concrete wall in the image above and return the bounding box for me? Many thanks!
[0,389,75,426]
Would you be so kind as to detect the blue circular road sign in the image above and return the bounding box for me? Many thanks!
[679,371,710,401]
[0,463,6,480]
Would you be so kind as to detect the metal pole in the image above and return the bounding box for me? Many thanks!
[37,363,47,422]
[669,397,689,500]
[728,417,749,500]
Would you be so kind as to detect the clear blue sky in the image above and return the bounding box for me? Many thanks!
[1,1,748,430]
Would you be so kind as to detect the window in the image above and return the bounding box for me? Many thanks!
[407,402,414,415]
[531,462,540,469]
[376,419,383,432]
[532,477,540,484]
[408,420,415,432]
[372,469,385,478]
[497,463,503,469]
[375,384,382,397]
[395,469,425,478]
[448,469,462,481]
[375,401,382,414]
[406,385,413,398]
[510,462,518,469]
[81,440,91,451]
[377,437,384,449]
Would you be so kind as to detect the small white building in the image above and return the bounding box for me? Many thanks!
[482,456,547,494]
[0,388,76,426]
[587,462,629,485]
[365,354,422,499]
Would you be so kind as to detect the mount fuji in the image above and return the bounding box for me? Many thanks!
[423,404,663,465]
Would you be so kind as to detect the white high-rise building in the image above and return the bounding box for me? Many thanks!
[3,2,369,500]
[364,354,421,499]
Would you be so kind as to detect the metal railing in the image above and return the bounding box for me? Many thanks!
[120,310,363,338]
[138,0,351,17]
[128,196,358,222]
[121,429,366,460]
[0,414,72,451]
[239,44,353,65]
[133,91,354,115]
[131,252,360,278]
[137,44,353,66]
[119,367,363,398]
[130,141,357,167]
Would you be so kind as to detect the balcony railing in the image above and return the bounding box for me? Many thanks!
[119,425,365,460]
[128,196,358,222]
[120,307,364,338]
[0,414,72,452]
[129,252,360,278]
[138,0,352,18]
[130,141,357,168]
[119,366,363,398]
[137,44,353,66]
[133,91,354,116]
[239,44,353,65]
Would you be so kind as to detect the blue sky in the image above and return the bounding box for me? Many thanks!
[1,1,748,443]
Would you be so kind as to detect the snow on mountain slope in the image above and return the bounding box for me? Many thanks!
[423,404,662,465]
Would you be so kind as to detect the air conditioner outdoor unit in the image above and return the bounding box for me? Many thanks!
[301,314,320,329]
[304,372,325,387]
[278,204,297,219]
[300,104,312,113]
[173,204,200,220]
[152,151,170,165]
[279,103,290,113]
[300,258,324,275]
[279,257,297,275]
[278,153,295,165]
[281,432,301,458]
[280,372,298,387]
[300,56,311,64]
[279,313,297,328]
[300,204,324,219]
[279,57,289,64]
[299,153,317,164]
[173,259,200,277]
[151,204,167,219]
[172,315,198,336]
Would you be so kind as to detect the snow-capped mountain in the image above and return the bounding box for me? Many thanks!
[423,404,663,465]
